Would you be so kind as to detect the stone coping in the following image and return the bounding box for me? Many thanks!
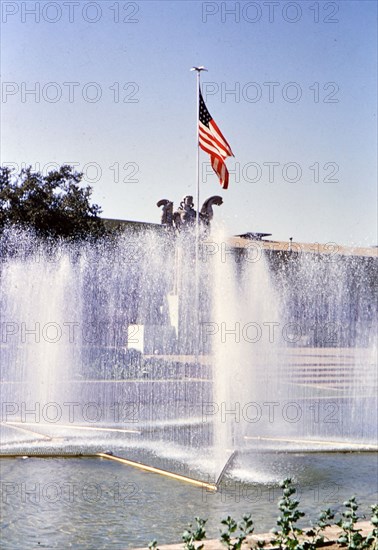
[133,521,373,550]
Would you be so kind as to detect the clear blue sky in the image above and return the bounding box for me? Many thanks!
[1,0,377,246]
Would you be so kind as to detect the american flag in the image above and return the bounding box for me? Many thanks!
[198,87,234,189]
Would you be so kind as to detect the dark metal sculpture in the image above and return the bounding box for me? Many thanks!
[157,195,223,231]
[156,199,173,226]
[200,195,223,226]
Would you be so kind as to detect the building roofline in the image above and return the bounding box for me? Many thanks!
[101,218,378,258]
[229,236,378,258]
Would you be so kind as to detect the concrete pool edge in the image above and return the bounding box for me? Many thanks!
[132,521,374,550]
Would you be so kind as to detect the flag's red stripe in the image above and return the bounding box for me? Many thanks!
[199,131,228,160]
[209,120,234,157]
[198,88,233,189]
[210,153,229,189]
[199,122,231,159]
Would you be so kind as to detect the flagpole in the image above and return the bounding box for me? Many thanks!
[195,69,200,359]
[191,66,207,359]
[195,69,201,234]
[190,67,207,242]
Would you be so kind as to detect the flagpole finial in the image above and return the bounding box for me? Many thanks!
[190,66,208,72]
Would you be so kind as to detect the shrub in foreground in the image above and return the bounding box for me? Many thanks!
[149,479,378,550]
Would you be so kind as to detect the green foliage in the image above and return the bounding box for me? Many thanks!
[337,497,366,549]
[220,514,254,550]
[301,508,335,550]
[266,479,336,550]
[147,482,377,550]
[182,517,207,550]
[0,164,108,240]
[270,478,305,550]
[268,480,338,550]
[364,504,378,550]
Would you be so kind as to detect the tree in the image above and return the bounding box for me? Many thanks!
[0,165,108,239]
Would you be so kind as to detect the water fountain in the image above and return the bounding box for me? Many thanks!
[1,211,377,548]
[211,238,378,457]
[1,207,377,471]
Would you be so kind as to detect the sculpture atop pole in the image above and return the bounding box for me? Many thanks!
[157,195,223,231]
